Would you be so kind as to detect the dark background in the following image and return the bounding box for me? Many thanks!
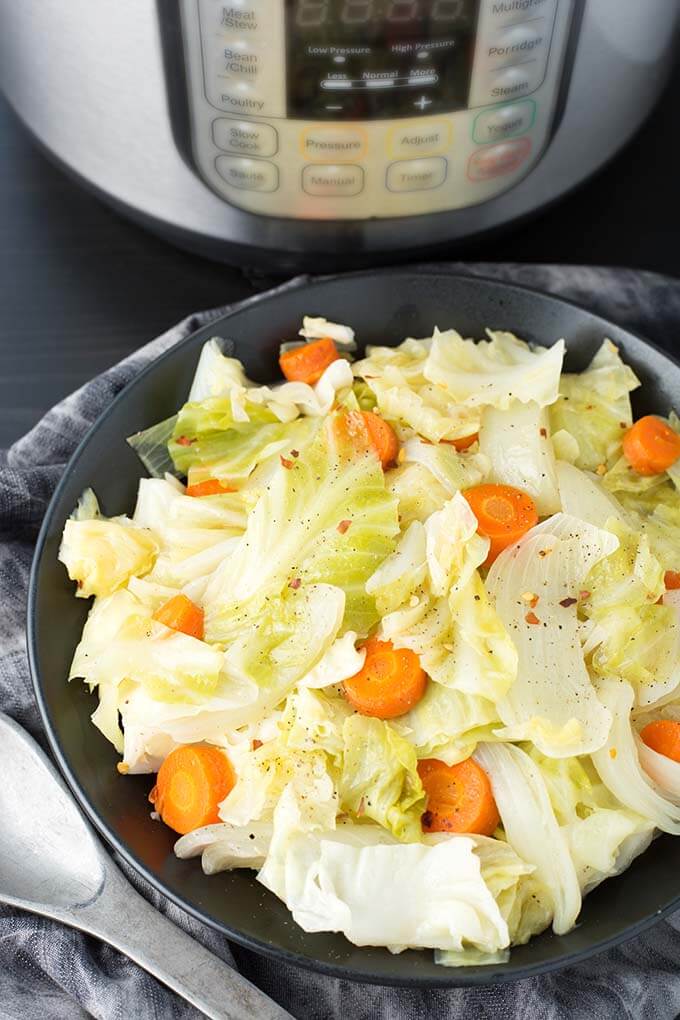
[1,59,679,447]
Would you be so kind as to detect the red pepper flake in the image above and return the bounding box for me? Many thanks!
[579,590,591,601]
[176,435,195,447]
[596,463,607,476]
[619,422,627,429]
[538,547,553,559]
[288,577,301,590]
[252,739,263,751]
[585,404,595,410]
[357,796,366,817]
[609,747,617,760]
[525,611,540,625]
[337,519,352,534]
[539,427,547,438]
[290,449,300,458]
[280,455,294,469]
[559,597,577,608]
[76,580,83,589]
[421,809,434,829]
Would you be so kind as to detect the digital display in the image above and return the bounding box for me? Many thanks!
[285,0,479,120]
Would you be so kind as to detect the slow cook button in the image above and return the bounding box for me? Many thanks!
[302,164,364,197]
[213,119,278,156]
[386,157,447,193]
[487,62,544,101]
[302,127,366,162]
[388,121,452,158]
[472,100,535,144]
[467,137,531,181]
[215,155,279,192]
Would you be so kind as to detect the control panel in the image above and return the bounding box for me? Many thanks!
[180,0,577,220]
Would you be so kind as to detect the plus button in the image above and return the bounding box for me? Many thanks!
[414,95,432,111]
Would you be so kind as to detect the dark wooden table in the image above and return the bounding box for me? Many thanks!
[2,60,680,447]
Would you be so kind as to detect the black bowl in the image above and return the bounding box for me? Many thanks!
[28,269,680,987]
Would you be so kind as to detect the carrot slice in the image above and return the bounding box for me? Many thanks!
[343,637,427,719]
[279,337,340,384]
[361,411,399,468]
[442,433,479,452]
[185,478,236,497]
[153,594,204,640]
[417,757,500,836]
[149,744,236,835]
[463,483,538,566]
[622,416,680,476]
[640,720,680,763]
[665,570,680,590]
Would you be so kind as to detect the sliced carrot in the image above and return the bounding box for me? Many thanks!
[622,416,680,476]
[665,570,680,590]
[361,411,399,468]
[153,594,204,640]
[333,410,398,469]
[442,433,479,452]
[343,637,427,719]
[149,744,236,835]
[417,757,500,836]
[463,483,538,566]
[640,719,680,763]
[279,337,340,384]
[185,478,236,497]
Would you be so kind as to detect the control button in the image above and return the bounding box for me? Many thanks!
[486,62,545,102]
[467,137,531,181]
[301,127,366,163]
[472,100,535,145]
[210,81,269,116]
[215,156,279,192]
[213,44,260,80]
[389,121,452,158]
[202,0,259,32]
[486,20,547,68]
[386,157,447,193]
[213,119,278,157]
[485,0,557,23]
[302,164,364,197]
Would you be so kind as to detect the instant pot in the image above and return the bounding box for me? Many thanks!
[0,1,677,270]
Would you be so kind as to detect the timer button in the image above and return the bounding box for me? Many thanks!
[301,127,366,163]
[472,100,536,145]
[213,119,278,157]
[388,121,452,159]
[215,155,279,192]
[302,164,364,197]
[386,157,447,193]
[467,137,532,181]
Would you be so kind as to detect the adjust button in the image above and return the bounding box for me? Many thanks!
[302,127,366,163]
[467,137,531,181]
[302,164,364,197]
[215,155,279,192]
[472,100,535,144]
[386,157,447,193]
[213,119,278,157]
[388,121,452,159]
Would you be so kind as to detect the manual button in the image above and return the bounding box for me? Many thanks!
[302,164,364,197]
[213,119,278,157]
[386,157,447,193]
[215,155,279,192]
[388,121,451,159]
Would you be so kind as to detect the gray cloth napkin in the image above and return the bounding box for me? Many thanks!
[3,263,680,1020]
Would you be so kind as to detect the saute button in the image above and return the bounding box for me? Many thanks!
[472,100,535,144]
[467,137,531,181]
[386,157,447,192]
[388,121,451,158]
[302,164,364,197]
[302,127,366,162]
[215,156,279,192]
[213,119,278,157]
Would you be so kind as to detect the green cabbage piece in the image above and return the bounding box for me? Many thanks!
[204,417,399,638]
[338,715,426,842]
[549,339,640,472]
